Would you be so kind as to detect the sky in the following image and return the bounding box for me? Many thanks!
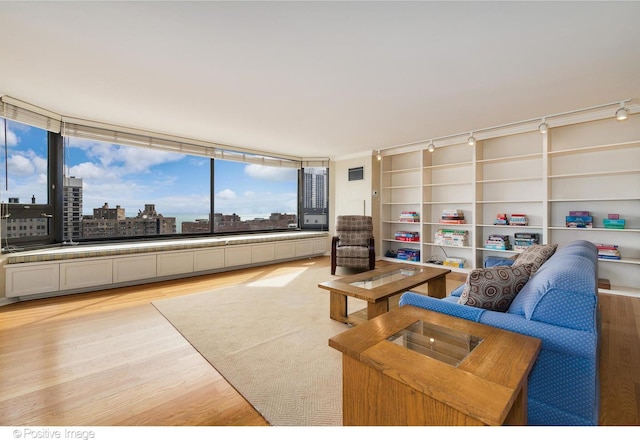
[1,118,298,221]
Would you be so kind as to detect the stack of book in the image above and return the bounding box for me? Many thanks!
[604,214,625,229]
[485,234,512,250]
[397,248,420,261]
[596,243,621,260]
[566,211,593,228]
[509,214,529,226]
[434,229,469,247]
[440,209,465,224]
[494,213,509,225]
[395,231,420,242]
[399,211,420,222]
[513,232,540,250]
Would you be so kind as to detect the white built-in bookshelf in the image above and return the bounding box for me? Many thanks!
[380,113,640,297]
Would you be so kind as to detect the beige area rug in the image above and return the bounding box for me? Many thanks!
[152,260,368,426]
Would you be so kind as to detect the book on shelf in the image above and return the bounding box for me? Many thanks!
[395,231,420,241]
[569,211,590,216]
[595,243,618,250]
[440,219,466,224]
[598,254,622,260]
[509,214,529,226]
[399,211,420,222]
[603,219,625,229]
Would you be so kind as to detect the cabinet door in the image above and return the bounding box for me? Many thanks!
[157,251,194,277]
[113,254,157,283]
[252,243,276,263]
[60,259,113,291]
[193,248,225,272]
[313,237,328,254]
[295,240,314,257]
[275,242,296,259]
[5,263,60,297]
[225,245,252,267]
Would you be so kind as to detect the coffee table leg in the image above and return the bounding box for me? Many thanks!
[427,275,447,299]
[367,300,389,320]
[330,291,349,323]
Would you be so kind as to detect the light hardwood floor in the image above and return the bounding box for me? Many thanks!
[0,256,638,426]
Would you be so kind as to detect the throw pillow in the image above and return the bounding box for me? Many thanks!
[458,264,534,312]
[512,243,558,273]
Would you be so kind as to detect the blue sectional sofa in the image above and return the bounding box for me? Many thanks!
[399,240,600,425]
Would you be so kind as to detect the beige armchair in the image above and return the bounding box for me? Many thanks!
[331,215,375,275]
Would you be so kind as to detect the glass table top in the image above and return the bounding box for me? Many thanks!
[349,267,424,289]
[387,320,483,367]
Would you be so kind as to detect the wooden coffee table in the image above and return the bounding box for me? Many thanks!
[318,264,450,325]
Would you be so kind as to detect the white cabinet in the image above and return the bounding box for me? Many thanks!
[5,263,59,298]
[60,259,113,291]
[157,250,194,277]
[3,234,328,299]
[113,254,157,283]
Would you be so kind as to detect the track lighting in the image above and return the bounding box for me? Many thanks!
[427,141,435,153]
[538,118,549,134]
[467,133,476,146]
[376,150,382,161]
[616,102,629,121]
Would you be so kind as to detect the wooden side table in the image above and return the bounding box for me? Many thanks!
[329,305,541,426]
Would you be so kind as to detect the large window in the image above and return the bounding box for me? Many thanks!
[0,118,55,248]
[64,137,211,241]
[213,159,298,233]
[1,98,328,249]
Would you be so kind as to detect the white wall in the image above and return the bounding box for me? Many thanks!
[331,154,374,217]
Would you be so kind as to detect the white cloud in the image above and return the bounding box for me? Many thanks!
[244,164,297,181]
[217,189,236,199]
[0,127,19,147]
[8,154,35,176]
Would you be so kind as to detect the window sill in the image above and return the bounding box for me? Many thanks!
[5,231,328,264]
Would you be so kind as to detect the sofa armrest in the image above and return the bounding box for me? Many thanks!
[399,292,485,322]
[479,310,598,358]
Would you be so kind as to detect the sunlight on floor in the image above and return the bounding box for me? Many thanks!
[246,266,310,288]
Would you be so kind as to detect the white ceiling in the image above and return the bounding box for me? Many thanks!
[1,1,639,160]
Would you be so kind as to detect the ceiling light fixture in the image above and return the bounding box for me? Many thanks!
[538,118,549,134]
[376,150,382,161]
[427,141,435,153]
[616,102,629,121]
[467,133,476,146]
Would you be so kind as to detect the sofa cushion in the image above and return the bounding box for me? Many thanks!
[458,264,534,312]
[507,254,598,330]
[512,243,558,273]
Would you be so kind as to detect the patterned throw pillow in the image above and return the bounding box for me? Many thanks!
[512,244,558,273]
[459,264,534,312]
